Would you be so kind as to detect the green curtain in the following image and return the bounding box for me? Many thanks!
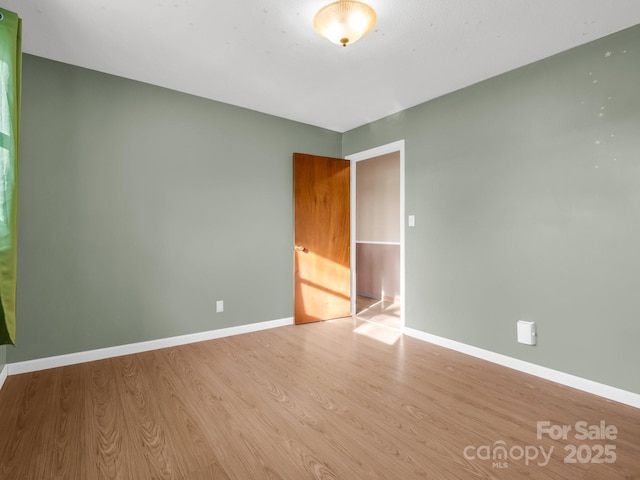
[0,8,21,345]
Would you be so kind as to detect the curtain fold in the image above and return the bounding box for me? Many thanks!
[0,8,21,345]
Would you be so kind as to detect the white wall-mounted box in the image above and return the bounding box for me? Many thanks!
[517,320,536,345]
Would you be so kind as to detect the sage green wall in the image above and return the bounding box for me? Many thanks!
[343,25,640,394]
[10,54,341,363]
[0,345,5,373]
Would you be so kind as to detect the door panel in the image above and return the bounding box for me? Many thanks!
[294,153,351,324]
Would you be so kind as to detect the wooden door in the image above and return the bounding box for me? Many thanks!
[294,153,351,324]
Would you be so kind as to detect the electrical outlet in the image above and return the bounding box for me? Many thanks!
[216,300,224,313]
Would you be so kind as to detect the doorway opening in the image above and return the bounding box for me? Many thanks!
[347,140,405,331]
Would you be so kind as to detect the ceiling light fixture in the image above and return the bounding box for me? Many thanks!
[313,0,377,47]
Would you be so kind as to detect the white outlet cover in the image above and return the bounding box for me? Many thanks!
[517,320,536,345]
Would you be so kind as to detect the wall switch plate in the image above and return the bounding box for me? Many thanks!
[408,215,415,227]
[517,320,536,345]
[216,300,224,313]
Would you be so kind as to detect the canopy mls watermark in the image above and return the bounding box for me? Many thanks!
[463,420,618,469]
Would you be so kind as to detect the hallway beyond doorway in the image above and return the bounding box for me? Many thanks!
[355,295,401,330]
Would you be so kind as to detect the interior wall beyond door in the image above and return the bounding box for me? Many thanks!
[356,152,401,300]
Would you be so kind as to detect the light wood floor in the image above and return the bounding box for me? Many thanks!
[1,318,638,479]
[355,295,401,330]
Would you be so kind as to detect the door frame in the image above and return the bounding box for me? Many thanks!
[346,140,405,330]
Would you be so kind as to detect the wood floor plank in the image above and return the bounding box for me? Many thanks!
[84,358,130,480]
[48,363,87,480]
[0,318,639,479]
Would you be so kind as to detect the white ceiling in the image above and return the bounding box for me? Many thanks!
[5,0,640,132]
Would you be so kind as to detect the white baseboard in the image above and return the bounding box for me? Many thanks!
[0,364,7,391]
[403,327,640,410]
[7,317,294,376]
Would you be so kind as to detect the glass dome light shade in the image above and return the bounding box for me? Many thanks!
[313,1,377,47]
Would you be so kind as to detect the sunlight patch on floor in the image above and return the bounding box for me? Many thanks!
[353,321,401,345]
[355,295,401,330]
